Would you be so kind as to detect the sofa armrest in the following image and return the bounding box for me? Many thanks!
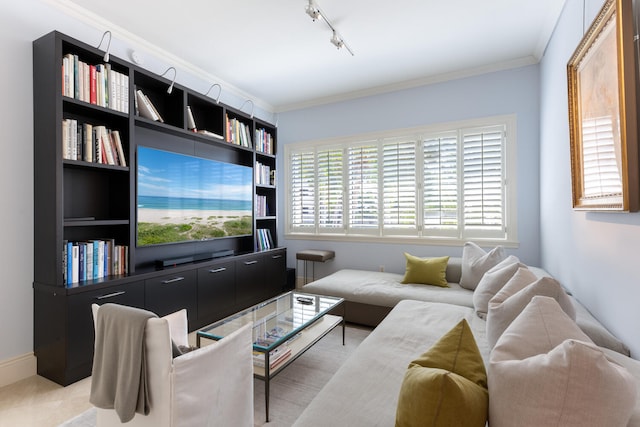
[161,308,189,347]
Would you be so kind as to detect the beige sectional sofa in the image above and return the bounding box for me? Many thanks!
[296,250,640,426]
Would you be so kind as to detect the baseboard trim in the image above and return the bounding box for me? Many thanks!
[0,353,37,388]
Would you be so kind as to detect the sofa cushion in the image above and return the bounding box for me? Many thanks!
[486,272,575,348]
[396,319,487,427]
[472,256,524,319]
[401,253,449,287]
[489,296,637,427]
[459,242,505,290]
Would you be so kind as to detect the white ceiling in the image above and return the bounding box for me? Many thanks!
[59,0,566,112]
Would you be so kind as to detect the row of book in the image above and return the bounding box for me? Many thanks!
[255,195,270,217]
[62,54,129,113]
[135,89,165,123]
[255,128,275,155]
[62,119,127,166]
[62,239,129,286]
[255,161,275,186]
[225,115,253,148]
[186,105,224,139]
[256,228,274,251]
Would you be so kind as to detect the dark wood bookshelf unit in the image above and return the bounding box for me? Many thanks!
[33,30,284,385]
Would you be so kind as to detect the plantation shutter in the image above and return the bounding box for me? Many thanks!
[581,116,622,198]
[382,140,417,234]
[348,144,379,231]
[317,148,344,230]
[462,127,505,236]
[423,133,458,234]
[290,151,316,230]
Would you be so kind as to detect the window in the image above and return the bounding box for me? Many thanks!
[285,115,517,245]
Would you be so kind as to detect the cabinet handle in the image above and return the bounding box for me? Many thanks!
[244,260,258,265]
[272,255,283,259]
[209,267,227,274]
[96,291,125,300]
[161,277,185,284]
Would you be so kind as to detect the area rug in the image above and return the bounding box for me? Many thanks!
[59,324,370,427]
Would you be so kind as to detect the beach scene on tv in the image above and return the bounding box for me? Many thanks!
[137,146,253,246]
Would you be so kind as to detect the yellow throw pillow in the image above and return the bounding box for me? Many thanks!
[395,319,488,427]
[401,253,450,287]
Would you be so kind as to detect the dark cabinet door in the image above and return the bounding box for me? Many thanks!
[235,253,266,308]
[145,269,197,328]
[196,260,236,327]
[67,281,145,383]
[263,249,286,298]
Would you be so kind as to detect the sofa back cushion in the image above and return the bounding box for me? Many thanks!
[472,256,524,319]
[486,271,575,348]
[489,296,636,427]
[459,243,505,290]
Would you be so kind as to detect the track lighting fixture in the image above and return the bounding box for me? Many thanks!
[305,2,322,21]
[305,0,354,56]
[239,99,254,118]
[159,66,177,94]
[96,30,112,62]
[204,83,222,103]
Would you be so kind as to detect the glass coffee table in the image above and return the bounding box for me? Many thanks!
[197,291,345,422]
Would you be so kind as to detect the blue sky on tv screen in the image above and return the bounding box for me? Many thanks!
[137,146,252,201]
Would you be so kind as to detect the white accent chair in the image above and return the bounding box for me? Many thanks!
[91,304,254,427]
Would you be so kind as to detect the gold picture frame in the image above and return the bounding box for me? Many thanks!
[567,0,639,211]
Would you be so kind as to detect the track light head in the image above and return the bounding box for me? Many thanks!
[305,0,321,21]
[330,31,344,49]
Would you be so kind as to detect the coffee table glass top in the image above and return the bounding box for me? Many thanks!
[198,291,344,351]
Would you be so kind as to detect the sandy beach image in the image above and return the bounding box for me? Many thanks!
[137,207,252,245]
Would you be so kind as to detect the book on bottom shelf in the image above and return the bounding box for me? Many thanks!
[253,346,291,369]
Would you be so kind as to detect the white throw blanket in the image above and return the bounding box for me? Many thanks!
[90,304,157,423]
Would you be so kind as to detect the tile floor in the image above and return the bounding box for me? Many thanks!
[0,374,91,427]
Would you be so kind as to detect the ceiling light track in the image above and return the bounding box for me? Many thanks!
[305,0,354,56]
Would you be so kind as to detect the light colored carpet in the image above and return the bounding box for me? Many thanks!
[59,324,370,427]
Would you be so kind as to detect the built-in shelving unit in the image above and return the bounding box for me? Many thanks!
[33,30,285,385]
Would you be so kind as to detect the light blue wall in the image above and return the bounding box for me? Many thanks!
[540,0,640,357]
[277,65,542,277]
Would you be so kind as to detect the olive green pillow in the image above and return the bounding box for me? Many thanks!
[401,253,450,287]
[395,319,488,427]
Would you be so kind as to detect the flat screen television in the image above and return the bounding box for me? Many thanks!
[136,146,253,247]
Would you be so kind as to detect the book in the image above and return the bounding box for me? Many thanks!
[196,129,224,139]
[83,123,93,162]
[253,346,291,369]
[136,90,160,121]
[101,133,115,165]
[112,130,127,167]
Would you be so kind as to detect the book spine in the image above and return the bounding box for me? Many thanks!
[71,244,79,284]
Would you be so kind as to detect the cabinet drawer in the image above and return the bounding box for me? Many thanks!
[145,269,197,322]
[197,260,236,323]
[67,281,145,372]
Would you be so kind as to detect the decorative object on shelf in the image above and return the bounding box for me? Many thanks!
[567,0,639,211]
[96,30,111,62]
[204,82,222,103]
[304,0,354,56]
[159,66,177,94]
[240,98,254,118]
